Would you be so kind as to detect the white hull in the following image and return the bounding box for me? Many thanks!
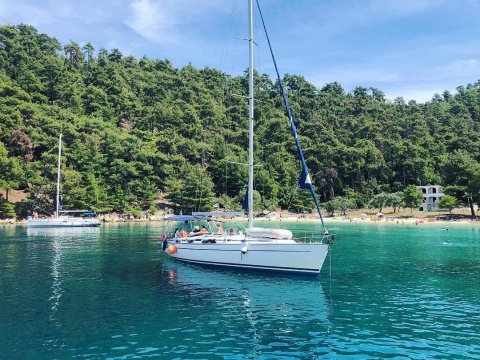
[166,238,329,275]
[27,217,101,227]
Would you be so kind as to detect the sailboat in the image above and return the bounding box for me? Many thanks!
[27,134,101,227]
[163,0,333,275]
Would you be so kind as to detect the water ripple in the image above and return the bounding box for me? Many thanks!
[1,223,479,359]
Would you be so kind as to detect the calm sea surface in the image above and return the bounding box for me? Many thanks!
[1,221,479,359]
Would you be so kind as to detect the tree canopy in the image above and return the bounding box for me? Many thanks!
[1,24,480,217]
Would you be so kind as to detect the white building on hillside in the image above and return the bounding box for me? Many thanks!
[417,185,444,212]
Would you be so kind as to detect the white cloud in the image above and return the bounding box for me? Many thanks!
[44,0,121,24]
[439,59,480,77]
[0,0,125,33]
[295,0,446,41]
[0,0,478,104]
[399,58,480,85]
[386,88,440,103]
[124,0,227,45]
[125,0,179,44]
[0,0,53,26]
[304,57,480,103]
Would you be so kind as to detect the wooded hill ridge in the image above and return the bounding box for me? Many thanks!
[1,24,479,218]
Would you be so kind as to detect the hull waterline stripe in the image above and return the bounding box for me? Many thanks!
[177,247,312,253]
[172,256,320,273]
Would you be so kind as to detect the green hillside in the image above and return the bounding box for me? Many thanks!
[1,24,479,218]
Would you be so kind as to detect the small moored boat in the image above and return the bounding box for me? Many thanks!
[27,134,100,228]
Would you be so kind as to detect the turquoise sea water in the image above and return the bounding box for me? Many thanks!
[1,222,479,359]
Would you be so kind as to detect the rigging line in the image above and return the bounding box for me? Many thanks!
[198,176,204,213]
[219,0,239,75]
[225,160,262,167]
[219,0,239,140]
[225,160,228,196]
[199,172,205,212]
[253,1,262,93]
[192,170,200,213]
[232,0,241,74]
[197,167,207,212]
[197,190,202,214]
[29,165,50,214]
[255,0,328,234]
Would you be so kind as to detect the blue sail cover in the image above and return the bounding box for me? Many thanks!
[256,0,328,234]
[298,165,312,190]
[165,215,212,222]
[242,189,249,211]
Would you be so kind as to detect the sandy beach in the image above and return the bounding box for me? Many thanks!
[2,208,479,226]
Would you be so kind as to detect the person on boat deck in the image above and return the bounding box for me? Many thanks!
[189,226,200,237]
[173,228,179,238]
[229,227,237,235]
[216,223,224,234]
[182,221,189,232]
[179,229,188,238]
[200,225,207,234]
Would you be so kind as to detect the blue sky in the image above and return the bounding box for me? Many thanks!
[1,0,480,102]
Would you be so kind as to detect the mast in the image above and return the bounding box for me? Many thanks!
[55,134,62,218]
[248,0,254,228]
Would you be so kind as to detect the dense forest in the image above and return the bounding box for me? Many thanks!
[1,24,480,218]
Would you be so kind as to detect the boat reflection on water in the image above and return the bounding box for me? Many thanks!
[162,260,329,303]
[26,226,101,240]
[161,260,331,352]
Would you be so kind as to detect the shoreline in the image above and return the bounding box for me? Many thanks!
[2,213,479,226]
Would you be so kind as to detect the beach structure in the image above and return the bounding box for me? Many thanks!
[417,185,445,212]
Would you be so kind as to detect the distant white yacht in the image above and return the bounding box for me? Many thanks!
[27,134,100,228]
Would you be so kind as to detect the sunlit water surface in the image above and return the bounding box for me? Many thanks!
[1,222,479,359]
